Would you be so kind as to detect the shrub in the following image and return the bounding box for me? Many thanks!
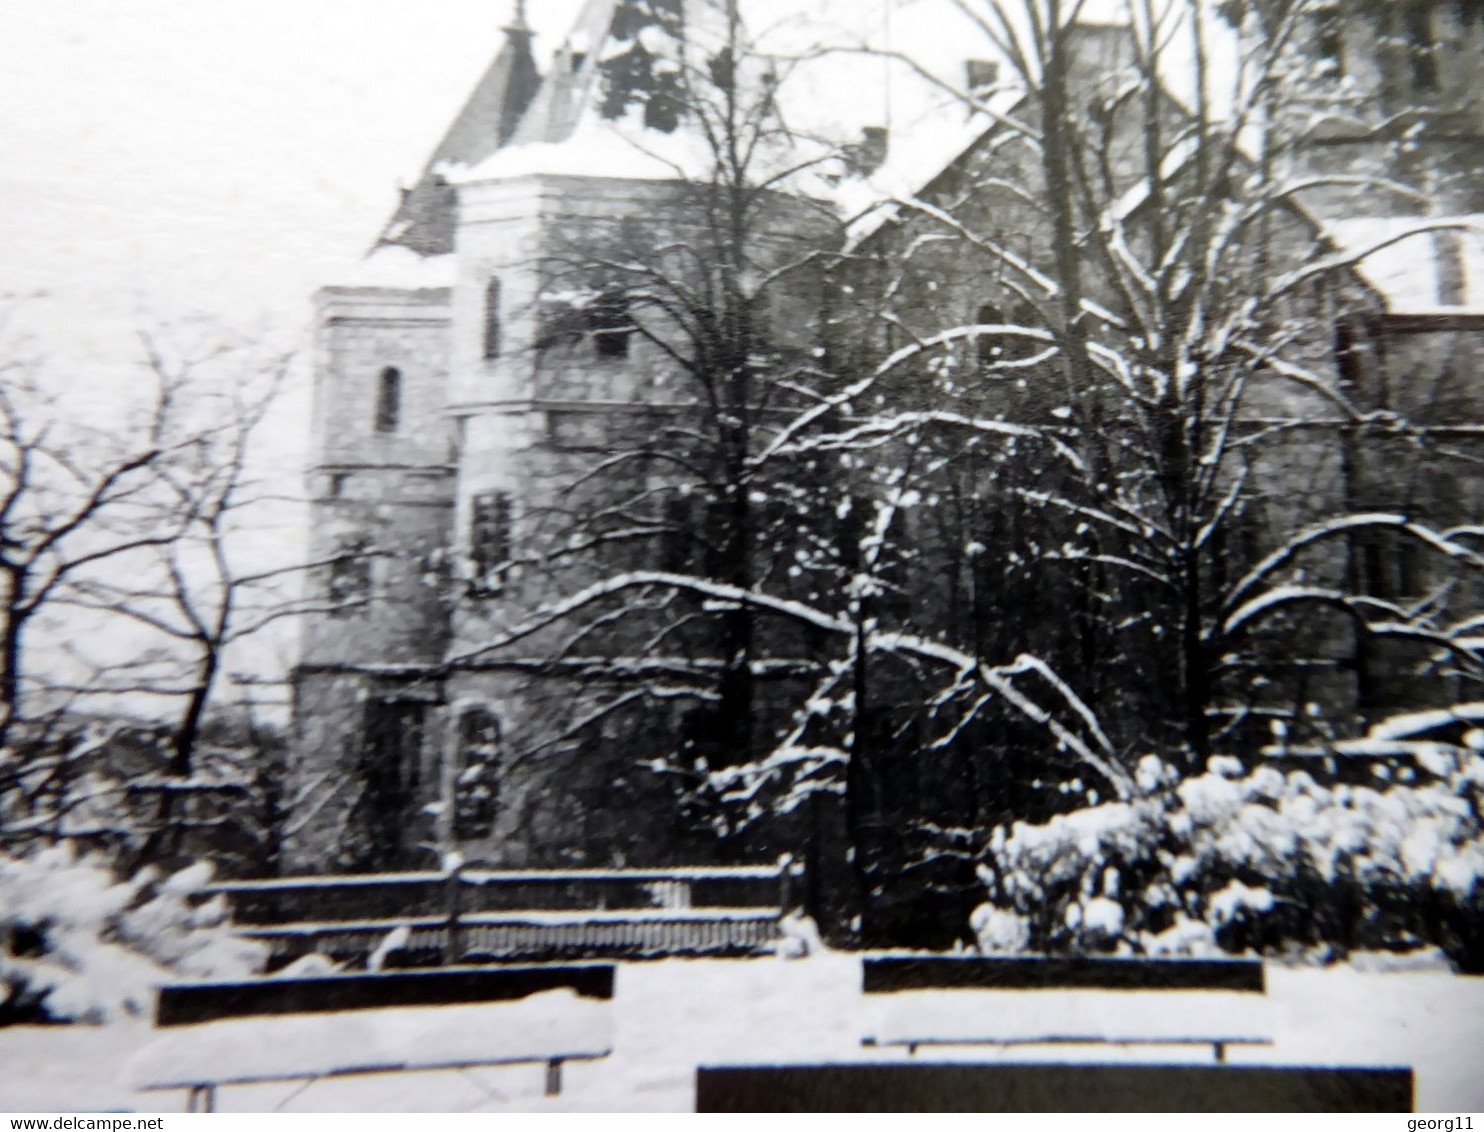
[0,846,266,1024]
[973,752,1484,969]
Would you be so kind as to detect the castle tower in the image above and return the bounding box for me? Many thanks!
[286,0,837,872]
[286,10,545,871]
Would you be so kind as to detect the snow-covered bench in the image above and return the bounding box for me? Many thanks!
[128,967,617,1111]
[861,956,1272,1063]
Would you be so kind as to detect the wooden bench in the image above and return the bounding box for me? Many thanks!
[127,965,616,1111]
[861,955,1272,1063]
[206,860,803,969]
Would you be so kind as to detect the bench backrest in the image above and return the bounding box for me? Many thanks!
[696,1064,1413,1112]
[155,963,615,1027]
[863,955,1265,994]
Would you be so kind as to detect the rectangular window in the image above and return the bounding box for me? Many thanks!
[470,490,514,591]
[589,292,633,359]
[659,495,701,572]
[327,537,373,613]
[484,277,502,360]
[1405,2,1439,90]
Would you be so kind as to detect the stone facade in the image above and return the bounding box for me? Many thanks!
[287,0,1484,875]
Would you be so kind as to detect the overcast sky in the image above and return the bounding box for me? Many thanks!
[0,0,585,363]
[0,1,588,703]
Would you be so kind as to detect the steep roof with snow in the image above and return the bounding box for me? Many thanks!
[357,0,1028,275]
[1326,216,1484,315]
[374,7,542,256]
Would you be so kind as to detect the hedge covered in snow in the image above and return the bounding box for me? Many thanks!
[972,754,1484,969]
[0,846,266,1024]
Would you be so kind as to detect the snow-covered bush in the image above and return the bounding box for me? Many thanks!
[0,846,267,1024]
[973,753,1484,968]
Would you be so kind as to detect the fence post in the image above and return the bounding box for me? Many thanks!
[777,853,795,915]
[444,860,464,965]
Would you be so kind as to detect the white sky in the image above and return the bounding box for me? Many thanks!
[0,0,583,360]
[0,0,1205,707]
[0,1,584,707]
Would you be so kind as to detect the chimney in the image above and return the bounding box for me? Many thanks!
[845,127,890,177]
[1062,22,1136,99]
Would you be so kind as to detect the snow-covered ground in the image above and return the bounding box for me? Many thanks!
[1,954,1481,1113]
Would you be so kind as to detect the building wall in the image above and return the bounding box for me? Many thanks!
[287,9,1484,876]
[289,167,836,872]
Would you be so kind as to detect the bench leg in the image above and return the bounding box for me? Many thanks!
[1213,1042,1226,1064]
[186,1085,216,1113]
[545,1059,563,1097]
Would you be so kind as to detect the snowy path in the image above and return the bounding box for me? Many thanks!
[1,956,1481,1112]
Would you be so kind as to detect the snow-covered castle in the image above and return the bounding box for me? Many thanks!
[286,0,1484,880]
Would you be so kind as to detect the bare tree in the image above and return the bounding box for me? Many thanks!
[0,320,318,869]
[820,0,1484,773]
[0,348,189,752]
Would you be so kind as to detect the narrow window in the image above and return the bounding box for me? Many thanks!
[328,536,373,612]
[976,303,1005,368]
[469,490,514,590]
[453,706,501,841]
[1007,301,1042,361]
[375,367,401,433]
[483,276,502,360]
[881,318,899,357]
[1316,7,1344,76]
[660,495,699,572]
[1405,2,1439,90]
[1334,319,1364,391]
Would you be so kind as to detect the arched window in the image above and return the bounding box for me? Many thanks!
[374,367,401,433]
[483,277,502,360]
[453,706,501,841]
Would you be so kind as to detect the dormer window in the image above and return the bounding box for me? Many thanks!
[375,367,401,433]
[966,59,999,101]
[483,276,502,360]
